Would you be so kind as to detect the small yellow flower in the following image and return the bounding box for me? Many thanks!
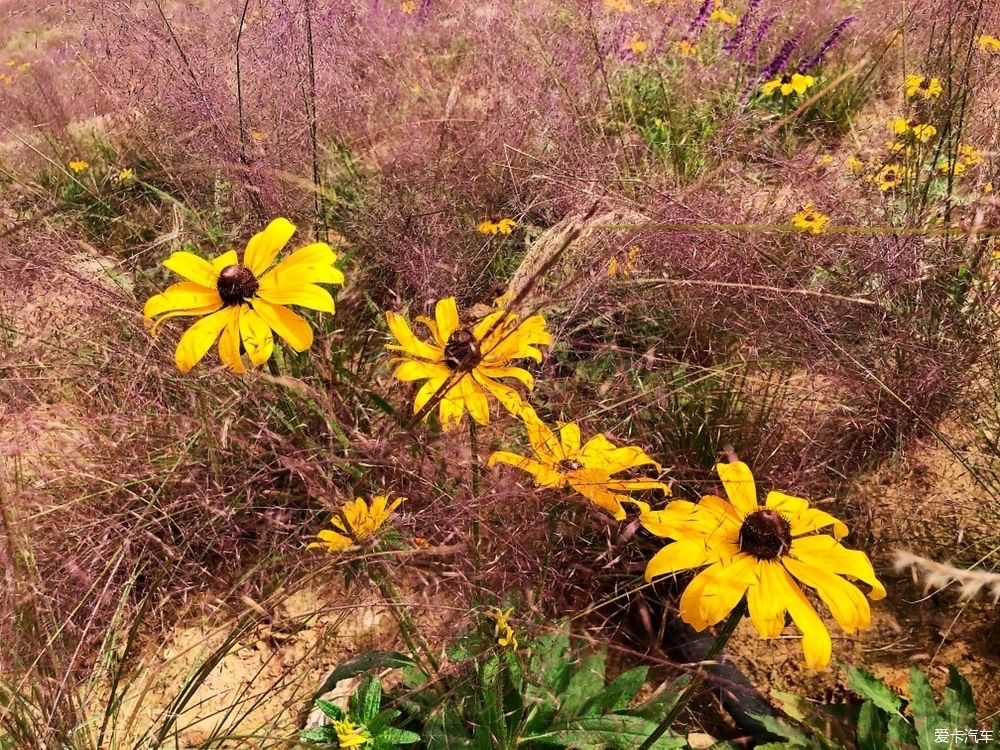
[3,60,14,68]
[904,73,942,99]
[761,72,815,97]
[876,164,909,191]
[977,34,1000,53]
[386,297,551,429]
[639,461,885,670]
[791,203,830,234]
[608,245,640,278]
[143,218,345,372]
[490,608,518,650]
[710,8,738,25]
[333,718,370,748]
[958,144,981,167]
[114,168,135,184]
[17,62,31,72]
[68,160,89,173]
[937,158,967,177]
[885,141,912,158]
[911,123,937,143]
[477,217,517,236]
[399,0,417,14]
[309,495,405,553]
[676,39,697,56]
[816,154,834,167]
[487,408,669,520]
[983,182,994,195]
[626,35,649,56]
[0,74,13,86]
[603,0,634,11]
[845,155,866,174]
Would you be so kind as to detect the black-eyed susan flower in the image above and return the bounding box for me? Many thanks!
[977,34,1000,53]
[791,203,830,234]
[490,607,518,650]
[476,217,517,236]
[68,159,89,173]
[912,124,937,142]
[875,163,909,191]
[904,73,942,99]
[639,461,885,669]
[608,245,640,278]
[487,408,669,520]
[386,297,551,429]
[309,495,405,553]
[761,72,815,97]
[144,218,344,373]
[936,157,967,177]
[958,144,981,167]
[891,117,936,143]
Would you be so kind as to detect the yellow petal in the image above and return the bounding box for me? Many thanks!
[580,434,662,474]
[258,281,336,312]
[715,461,758,516]
[644,539,716,581]
[386,311,442,361]
[437,375,467,430]
[435,297,461,343]
[640,501,701,540]
[569,470,627,520]
[239,305,275,366]
[174,307,236,373]
[393,360,450,382]
[472,370,525,418]
[766,491,848,539]
[679,555,754,630]
[790,535,886,599]
[218,307,247,373]
[477,365,534,390]
[314,528,352,552]
[164,251,220,288]
[471,310,506,343]
[413,376,448,417]
[251,298,313,351]
[559,422,581,454]
[211,250,239,271]
[144,282,221,320]
[782,557,872,633]
[460,373,490,425]
[415,314,444,347]
[773,565,832,669]
[487,451,565,487]
[604,478,670,494]
[747,560,787,638]
[263,241,344,284]
[244,217,296,277]
[520,407,564,463]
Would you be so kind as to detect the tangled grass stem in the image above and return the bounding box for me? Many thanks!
[636,600,747,750]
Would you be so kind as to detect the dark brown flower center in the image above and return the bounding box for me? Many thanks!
[804,214,815,222]
[781,74,792,84]
[443,328,481,371]
[217,264,259,306]
[884,170,896,180]
[559,458,583,471]
[738,509,792,560]
[918,77,930,89]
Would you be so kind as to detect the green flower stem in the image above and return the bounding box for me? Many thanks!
[636,599,748,750]
[371,565,441,676]
[469,419,482,581]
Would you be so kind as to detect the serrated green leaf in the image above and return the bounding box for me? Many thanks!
[887,714,918,749]
[750,713,813,747]
[350,674,383,724]
[554,653,606,721]
[942,666,976,731]
[858,700,888,750]
[529,629,572,695]
[848,667,904,716]
[315,698,344,721]
[378,727,421,745]
[299,725,336,744]
[581,666,648,716]
[909,667,939,750]
[527,715,685,749]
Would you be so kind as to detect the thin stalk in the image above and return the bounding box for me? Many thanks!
[636,600,747,750]
[371,567,440,675]
[469,418,482,581]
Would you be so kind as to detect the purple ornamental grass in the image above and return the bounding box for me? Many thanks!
[722,0,763,53]
[744,12,780,63]
[798,16,858,73]
[684,0,715,40]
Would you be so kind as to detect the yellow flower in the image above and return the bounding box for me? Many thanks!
[144,218,345,373]
[487,408,669,520]
[333,719,370,748]
[904,73,942,99]
[477,217,517,235]
[399,0,417,14]
[114,168,135,184]
[791,203,830,234]
[490,607,518,650]
[983,182,993,195]
[640,461,885,669]
[676,39,696,56]
[626,35,649,55]
[816,154,834,167]
[603,0,633,11]
[958,144,981,167]
[885,141,911,158]
[911,123,937,142]
[761,72,815,97]
[609,245,640,278]
[710,8,738,25]
[977,34,1000,53]
[68,159,89,173]
[386,297,551,430]
[845,155,865,175]
[310,495,405,553]
[876,164,908,191]
[937,158,967,177]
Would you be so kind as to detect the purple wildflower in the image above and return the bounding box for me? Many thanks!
[722,0,762,54]
[798,16,858,73]
[684,0,715,41]
[744,12,779,63]
[760,38,800,80]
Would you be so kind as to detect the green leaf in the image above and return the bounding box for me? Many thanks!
[857,700,888,750]
[298,725,336,744]
[528,715,685,749]
[909,667,940,750]
[528,629,573,695]
[750,713,813,747]
[581,666,648,716]
[311,651,413,704]
[315,698,344,721]
[554,653,606,721]
[377,727,422,745]
[847,667,904,716]
[350,674,383,724]
[887,714,918,749]
[941,666,976,731]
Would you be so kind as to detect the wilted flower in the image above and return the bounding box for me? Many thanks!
[639,461,885,669]
[608,245,640,278]
[114,168,135,184]
[490,608,518,650]
[144,218,344,372]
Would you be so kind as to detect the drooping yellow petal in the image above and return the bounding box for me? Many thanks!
[309,528,352,552]
[715,461,759,516]
[144,282,222,320]
[244,217,296,277]
[559,422,582,454]
[477,365,534,390]
[679,555,755,630]
[790,535,886,599]
[251,298,314,352]
[604,478,671,494]
[386,311,443,361]
[416,315,445,347]
[174,307,237,373]
[257,281,336,312]
[471,310,506,344]
[772,565,833,669]
[163,251,221,288]
[471,370,526,418]
[644,539,716,581]
[239,305,275,366]
[765,491,848,540]
[480,313,551,364]
[580,434,662,474]
[487,451,565,487]
[569,469,628,520]
[782,557,872,633]
[521,408,565,463]
[460,372,491,425]
[393,360,451,382]
[747,560,787,638]
[435,297,461,343]
[217,307,247,373]
[413,376,448,417]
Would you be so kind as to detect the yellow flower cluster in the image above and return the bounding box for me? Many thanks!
[477,217,517,235]
[761,72,815,97]
[310,495,406,553]
[490,607,518,649]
